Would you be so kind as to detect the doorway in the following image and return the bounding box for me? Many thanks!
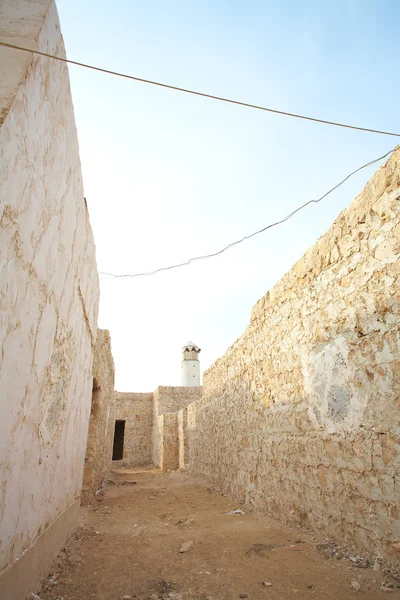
[112,420,126,460]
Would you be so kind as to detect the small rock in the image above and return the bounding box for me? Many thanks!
[239,595,248,599]
[225,509,245,515]
[263,581,272,587]
[350,581,361,591]
[373,559,381,571]
[121,596,132,599]
[179,540,193,553]
[29,595,41,600]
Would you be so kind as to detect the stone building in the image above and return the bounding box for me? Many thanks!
[0,0,99,597]
[113,386,202,471]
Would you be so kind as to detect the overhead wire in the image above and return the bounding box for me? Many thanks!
[99,147,397,280]
[1,40,400,138]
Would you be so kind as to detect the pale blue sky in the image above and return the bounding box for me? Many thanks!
[56,0,399,391]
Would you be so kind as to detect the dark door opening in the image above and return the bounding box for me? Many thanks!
[112,420,126,460]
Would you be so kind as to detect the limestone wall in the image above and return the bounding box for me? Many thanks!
[0,1,99,596]
[152,387,201,467]
[114,393,153,466]
[189,149,400,564]
[178,409,189,469]
[154,386,202,415]
[152,414,164,468]
[82,330,115,505]
[163,413,179,471]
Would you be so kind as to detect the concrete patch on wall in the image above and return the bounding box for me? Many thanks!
[0,0,99,596]
[188,148,400,565]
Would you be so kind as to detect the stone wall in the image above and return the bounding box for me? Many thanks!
[114,393,153,466]
[154,386,202,415]
[178,409,189,469]
[189,149,400,564]
[0,1,99,597]
[152,414,164,468]
[162,413,180,471]
[82,330,115,505]
[152,386,202,468]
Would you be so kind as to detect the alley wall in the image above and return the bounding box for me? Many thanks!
[189,149,400,564]
[114,393,153,466]
[82,330,115,505]
[0,0,99,597]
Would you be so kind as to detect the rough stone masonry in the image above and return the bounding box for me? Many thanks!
[188,148,400,566]
[0,1,99,597]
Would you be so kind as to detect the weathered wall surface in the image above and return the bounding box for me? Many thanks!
[82,330,115,505]
[162,413,179,471]
[151,387,202,468]
[189,149,400,564]
[154,386,202,415]
[152,414,164,468]
[178,408,189,469]
[114,393,153,465]
[0,1,99,597]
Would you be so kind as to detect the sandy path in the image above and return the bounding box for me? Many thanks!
[38,468,398,600]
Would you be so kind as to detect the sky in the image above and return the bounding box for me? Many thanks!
[56,0,400,392]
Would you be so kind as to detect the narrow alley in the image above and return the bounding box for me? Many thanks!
[38,469,398,600]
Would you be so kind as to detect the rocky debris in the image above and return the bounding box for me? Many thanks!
[29,595,42,600]
[93,506,111,514]
[239,594,248,599]
[316,542,370,568]
[179,540,193,553]
[121,596,134,599]
[380,577,400,592]
[246,543,276,556]
[147,580,181,600]
[350,581,361,591]
[175,518,194,528]
[262,581,273,587]
[225,509,245,515]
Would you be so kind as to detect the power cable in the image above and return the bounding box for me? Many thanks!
[1,40,400,138]
[100,147,396,280]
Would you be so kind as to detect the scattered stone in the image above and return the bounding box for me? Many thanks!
[29,595,42,600]
[121,596,133,599]
[263,581,272,587]
[373,559,381,571]
[179,540,193,553]
[225,509,245,515]
[307,585,313,589]
[381,579,395,591]
[239,595,248,599]
[350,581,361,591]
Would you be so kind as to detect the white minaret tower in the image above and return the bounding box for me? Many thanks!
[181,341,201,386]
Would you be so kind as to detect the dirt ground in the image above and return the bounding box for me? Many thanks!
[38,468,400,600]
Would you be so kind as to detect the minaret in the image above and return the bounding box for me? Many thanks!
[181,341,201,386]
